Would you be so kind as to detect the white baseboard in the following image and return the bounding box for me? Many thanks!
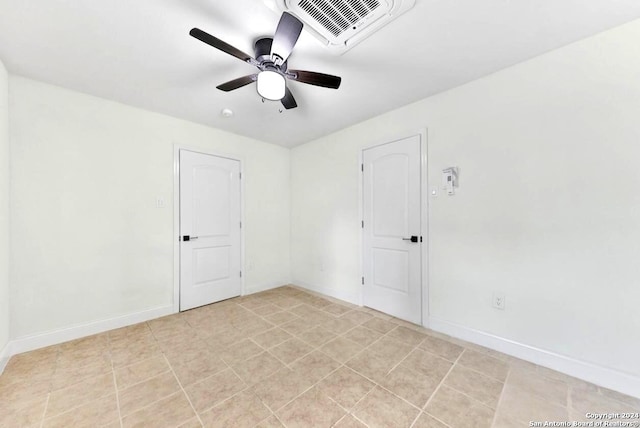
[292,279,360,306]
[429,316,640,399]
[4,305,174,368]
[244,280,290,296]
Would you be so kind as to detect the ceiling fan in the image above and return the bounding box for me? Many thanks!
[190,12,342,110]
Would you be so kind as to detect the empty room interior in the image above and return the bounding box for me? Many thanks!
[1,0,640,427]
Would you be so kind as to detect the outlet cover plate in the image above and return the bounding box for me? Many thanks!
[492,292,506,310]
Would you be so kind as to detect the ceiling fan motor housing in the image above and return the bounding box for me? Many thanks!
[254,38,289,73]
[273,0,415,55]
[255,38,273,62]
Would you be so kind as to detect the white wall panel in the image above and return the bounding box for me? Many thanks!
[9,77,290,339]
[291,19,640,379]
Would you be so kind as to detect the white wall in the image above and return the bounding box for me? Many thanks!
[9,77,290,339]
[0,59,10,361]
[291,19,640,381]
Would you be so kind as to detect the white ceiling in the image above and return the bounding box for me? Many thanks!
[1,0,639,148]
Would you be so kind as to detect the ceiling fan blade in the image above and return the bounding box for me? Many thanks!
[281,87,298,109]
[216,75,257,92]
[270,12,303,63]
[190,28,254,63]
[288,70,342,89]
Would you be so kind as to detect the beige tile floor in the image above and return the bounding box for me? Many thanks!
[1,286,639,427]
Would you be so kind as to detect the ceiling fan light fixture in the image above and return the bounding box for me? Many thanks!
[256,70,286,101]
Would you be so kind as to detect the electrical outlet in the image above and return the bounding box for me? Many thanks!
[492,292,506,310]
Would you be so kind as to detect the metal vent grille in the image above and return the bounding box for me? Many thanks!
[275,0,414,54]
[297,0,381,37]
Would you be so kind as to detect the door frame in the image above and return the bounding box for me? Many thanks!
[173,144,245,313]
[359,129,429,327]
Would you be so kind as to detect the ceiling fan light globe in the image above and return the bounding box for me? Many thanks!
[257,71,286,101]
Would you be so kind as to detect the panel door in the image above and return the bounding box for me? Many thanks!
[363,135,422,323]
[180,150,241,311]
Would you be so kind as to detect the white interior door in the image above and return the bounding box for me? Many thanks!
[180,150,241,311]
[363,135,422,324]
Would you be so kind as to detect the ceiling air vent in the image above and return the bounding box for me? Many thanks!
[273,0,415,54]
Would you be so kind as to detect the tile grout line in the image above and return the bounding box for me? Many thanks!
[112,369,124,428]
[38,345,116,422]
[326,395,370,427]
[422,411,454,428]
[349,413,371,428]
[245,317,375,417]
[567,383,574,411]
[271,411,288,428]
[38,393,50,428]
[435,351,509,411]
[266,361,343,416]
[422,348,464,411]
[438,382,499,409]
[343,384,377,426]
[453,362,509,383]
[415,348,504,427]
[363,333,443,415]
[413,336,464,361]
[250,304,361,371]
[194,386,253,420]
[332,413,351,427]
[408,411,422,428]
[489,365,511,428]
[336,325,440,417]
[337,347,428,418]
[36,384,117,423]
[215,362,248,405]
[162,354,205,427]
[454,351,511,383]
[372,379,425,413]
[332,327,372,349]
[236,334,306,372]
[385,338,427,375]
[266,346,302,371]
[108,333,124,428]
[169,348,234,391]
[112,365,173,392]
[38,344,61,426]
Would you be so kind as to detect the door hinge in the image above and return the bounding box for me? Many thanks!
[240,271,242,278]
[361,164,364,172]
[240,221,242,228]
[362,277,365,285]
[420,236,423,242]
[239,172,242,179]
[361,220,364,228]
